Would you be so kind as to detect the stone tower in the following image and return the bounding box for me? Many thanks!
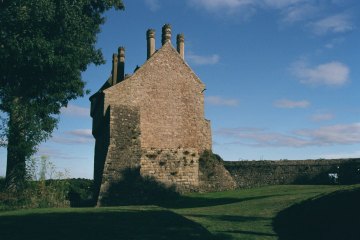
[90,24,235,205]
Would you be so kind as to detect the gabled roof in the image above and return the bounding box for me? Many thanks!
[103,41,205,94]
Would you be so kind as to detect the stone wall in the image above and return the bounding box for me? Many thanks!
[104,42,211,152]
[140,148,200,192]
[224,159,360,188]
[92,107,109,201]
[97,105,142,205]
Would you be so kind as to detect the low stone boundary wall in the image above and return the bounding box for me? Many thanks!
[224,159,360,188]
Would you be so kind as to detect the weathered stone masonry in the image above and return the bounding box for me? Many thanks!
[225,159,360,188]
[90,24,235,205]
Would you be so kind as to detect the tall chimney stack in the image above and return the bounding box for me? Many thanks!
[162,24,171,45]
[176,34,184,59]
[117,47,125,83]
[146,29,155,59]
[111,53,118,85]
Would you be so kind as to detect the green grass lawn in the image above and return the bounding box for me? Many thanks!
[0,184,359,240]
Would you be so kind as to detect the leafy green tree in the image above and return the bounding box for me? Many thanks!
[0,0,124,190]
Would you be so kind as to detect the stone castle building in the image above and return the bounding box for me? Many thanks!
[90,24,235,205]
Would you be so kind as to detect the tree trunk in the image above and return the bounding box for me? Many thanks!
[5,102,27,191]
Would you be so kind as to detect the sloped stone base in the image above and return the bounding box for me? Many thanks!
[198,151,237,192]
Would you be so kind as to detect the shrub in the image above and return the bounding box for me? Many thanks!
[67,178,95,207]
[199,150,224,178]
[0,156,70,210]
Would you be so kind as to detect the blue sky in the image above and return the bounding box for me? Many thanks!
[1,0,360,178]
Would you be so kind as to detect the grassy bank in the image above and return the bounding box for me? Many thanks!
[0,184,359,240]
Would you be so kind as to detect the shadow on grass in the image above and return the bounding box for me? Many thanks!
[160,194,284,209]
[100,167,269,210]
[219,230,277,237]
[186,213,269,222]
[0,209,232,240]
[185,214,276,238]
[99,167,180,206]
[273,187,360,240]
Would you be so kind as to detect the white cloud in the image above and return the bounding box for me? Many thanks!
[66,129,93,138]
[310,13,354,35]
[51,129,93,145]
[216,122,360,147]
[188,0,355,37]
[188,0,314,20]
[296,123,360,145]
[205,96,239,106]
[282,3,318,23]
[324,37,345,49]
[311,113,334,122]
[263,0,306,9]
[217,127,309,147]
[187,52,220,65]
[36,147,88,161]
[144,0,160,12]
[61,104,89,117]
[52,137,93,145]
[189,0,306,11]
[189,0,255,11]
[291,60,350,86]
[274,99,310,108]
